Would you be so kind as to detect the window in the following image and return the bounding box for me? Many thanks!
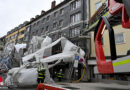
[8,37,10,41]
[60,8,64,15]
[59,20,63,27]
[115,33,125,44]
[96,1,102,10]
[36,30,38,34]
[105,0,108,7]
[74,42,80,46]
[37,21,40,25]
[14,34,17,38]
[58,32,62,38]
[33,23,36,27]
[71,0,81,11]
[52,34,57,40]
[70,12,81,24]
[10,36,13,39]
[21,31,24,34]
[32,32,35,35]
[46,16,50,21]
[54,11,58,18]
[70,27,80,37]
[42,28,44,33]
[53,22,57,28]
[46,26,49,32]
[42,18,45,23]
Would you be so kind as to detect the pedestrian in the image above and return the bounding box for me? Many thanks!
[37,64,45,84]
[57,69,64,82]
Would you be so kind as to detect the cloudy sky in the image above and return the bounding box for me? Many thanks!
[0,0,62,37]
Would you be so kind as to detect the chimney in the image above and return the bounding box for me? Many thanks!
[30,18,35,21]
[41,10,46,15]
[51,1,56,9]
[35,15,40,18]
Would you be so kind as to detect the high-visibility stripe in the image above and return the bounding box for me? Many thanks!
[58,76,62,78]
[104,12,109,16]
[57,73,64,75]
[113,59,130,66]
[89,12,109,29]
[39,73,44,75]
[89,20,99,29]
[38,77,44,79]
[58,73,61,74]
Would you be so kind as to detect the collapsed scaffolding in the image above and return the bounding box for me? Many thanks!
[3,36,88,87]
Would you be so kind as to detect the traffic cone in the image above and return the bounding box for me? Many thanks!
[0,76,4,87]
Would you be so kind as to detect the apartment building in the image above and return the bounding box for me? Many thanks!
[88,0,130,81]
[24,0,90,53]
[0,36,5,51]
[5,21,28,44]
[21,0,90,80]
[90,0,130,58]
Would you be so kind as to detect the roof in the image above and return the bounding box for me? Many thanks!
[27,0,70,25]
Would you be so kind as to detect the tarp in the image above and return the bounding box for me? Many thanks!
[5,36,85,87]
[27,36,45,54]
[14,43,27,52]
[22,37,85,64]
[0,57,11,69]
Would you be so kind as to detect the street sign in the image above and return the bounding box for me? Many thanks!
[74,56,79,68]
[75,56,79,60]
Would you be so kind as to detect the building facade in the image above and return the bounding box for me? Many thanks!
[90,0,130,58]
[5,21,28,44]
[24,0,90,53]
[0,36,5,53]
[88,0,130,81]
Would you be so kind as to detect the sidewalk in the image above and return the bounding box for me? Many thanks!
[56,82,130,90]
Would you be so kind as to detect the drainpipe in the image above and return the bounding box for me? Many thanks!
[86,0,91,57]
[27,25,32,49]
[86,0,90,23]
[82,0,85,29]
[15,29,19,44]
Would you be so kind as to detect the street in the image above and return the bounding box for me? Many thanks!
[0,87,36,90]
[0,82,130,90]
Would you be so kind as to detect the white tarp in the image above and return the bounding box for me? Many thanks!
[17,68,38,86]
[27,36,45,54]
[3,42,15,57]
[5,36,86,87]
[22,37,85,64]
[23,36,52,63]
[14,43,27,52]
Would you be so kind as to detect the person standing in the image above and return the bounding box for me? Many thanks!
[57,69,64,82]
[37,64,45,83]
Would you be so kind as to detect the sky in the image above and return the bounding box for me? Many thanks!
[0,0,62,38]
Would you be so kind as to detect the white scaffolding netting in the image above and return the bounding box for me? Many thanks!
[5,36,85,86]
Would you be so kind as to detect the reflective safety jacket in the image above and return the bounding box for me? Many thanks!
[57,73,64,78]
[38,66,45,79]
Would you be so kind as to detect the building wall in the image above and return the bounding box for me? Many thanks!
[24,0,89,53]
[29,0,87,40]
[3,0,90,54]
[90,0,130,57]
[6,27,26,44]
[90,0,106,17]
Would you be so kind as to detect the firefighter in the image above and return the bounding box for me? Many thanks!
[37,64,45,83]
[57,69,64,82]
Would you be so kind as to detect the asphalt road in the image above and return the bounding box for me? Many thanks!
[0,87,36,90]
[0,87,130,90]
[0,82,130,90]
